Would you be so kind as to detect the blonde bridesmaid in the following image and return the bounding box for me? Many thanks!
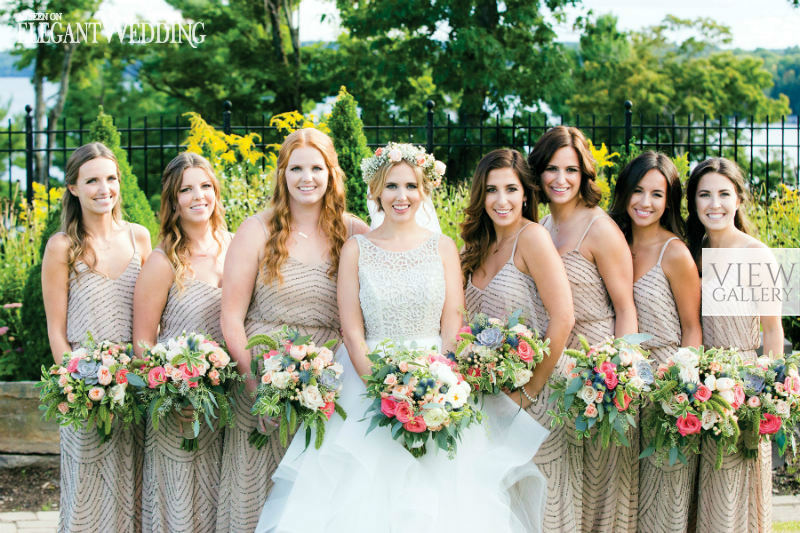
[687,157,783,533]
[133,153,230,532]
[528,126,638,533]
[461,148,575,530]
[608,151,702,533]
[41,142,151,533]
[217,128,369,531]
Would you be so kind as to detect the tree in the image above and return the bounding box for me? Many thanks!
[328,86,370,220]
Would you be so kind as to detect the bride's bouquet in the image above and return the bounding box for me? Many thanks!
[640,347,742,468]
[454,310,549,395]
[136,332,242,451]
[247,328,346,450]
[362,341,483,458]
[38,338,144,442]
[735,353,800,459]
[548,334,652,448]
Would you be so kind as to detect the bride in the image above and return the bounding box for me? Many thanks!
[256,144,550,533]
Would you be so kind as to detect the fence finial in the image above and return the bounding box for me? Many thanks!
[624,100,633,154]
[223,100,232,135]
[426,100,435,153]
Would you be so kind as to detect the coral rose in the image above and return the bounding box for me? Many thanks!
[676,413,702,436]
[320,401,335,420]
[759,413,782,435]
[380,397,398,418]
[88,387,105,402]
[115,368,129,385]
[394,402,414,423]
[147,366,167,388]
[613,390,631,411]
[403,416,427,433]
[732,384,745,409]
[517,340,534,363]
[694,385,712,402]
[584,404,598,418]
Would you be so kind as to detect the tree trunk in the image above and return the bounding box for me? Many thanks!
[264,0,288,66]
[282,0,301,110]
[33,42,46,185]
[44,42,77,183]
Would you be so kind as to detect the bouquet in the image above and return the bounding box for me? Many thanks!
[736,353,800,458]
[247,328,346,450]
[39,338,144,442]
[136,332,242,451]
[640,347,742,468]
[362,341,483,458]
[548,334,652,448]
[454,310,549,395]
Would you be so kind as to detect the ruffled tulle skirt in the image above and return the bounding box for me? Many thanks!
[255,337,550,533]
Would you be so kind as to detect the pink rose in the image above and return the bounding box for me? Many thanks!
[759,413,782,435]
[403,416,427,433]
[784,376,800,396]
[97,366,112,386]
[320,402,335,420]
[613,390,631,411]
[694,385,712,402]
[604,371,619,390]
[732,384,745,409]
[398,361,409,373]
[394,402,414,423]
[380,397,398,418]
[656,364,669,379]
[384,374,398,386]
[66,357,81,374]
[57,402,69,414]
[388,149,402,162]
[584,404,598,418]
[747,396,761,408]
[375,147,383,157]
[179,363,201,388]
[517,341,533,363]
[208,369,220,386]
[261,372,272,384]
[58,374,69,388]
[67,392,76,403]
[147,366,167,388]
[597,361,616,375]
[115,368,129,385]
[595,390,605,403]
[456,326,472,341]
[87,387,105,402]
[674,392,689,404]
[676,413,702,436]
[415,155,427,166]
[264,349,279,359]
[775,382,786,395]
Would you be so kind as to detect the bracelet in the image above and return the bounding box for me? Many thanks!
[520,384,538,405]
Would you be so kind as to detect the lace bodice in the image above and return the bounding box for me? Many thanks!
[356,234,445,342]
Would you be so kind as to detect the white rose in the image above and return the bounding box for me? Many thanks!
[660,401,675,415]
[330,362,344,376]
[434,160,446,176]
[488,318,503,326]
[715,377,735,392]
[101,354,115,368]
[704,374,717,391]
[263,356,283,372]
[166,347,183,364]
[775,400,790,417]
[71,347,88,359]
[701,409,718,430]
[109,383,126,406]
[430,362,458,387]
[512,368,533,388]
[289,344,308,360]
[628,376,645,391]
[422,406,449,428]
[445,382,471,409]
[618,348,633,366]
[719,389,735,406]
[579,386,598,405]
[299,385,325,410]
[673,347,699,367]
[271,372,292,390]
[388,148,402,162]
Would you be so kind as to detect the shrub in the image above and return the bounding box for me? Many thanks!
[89,107,159,241]
[328,87,371,220]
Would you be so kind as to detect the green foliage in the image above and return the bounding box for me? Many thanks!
[748,46,800,114]
[88,107,159,241]
[432,182,470,249]
[328,87,370,220]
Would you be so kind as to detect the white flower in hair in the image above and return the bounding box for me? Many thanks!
[360,142,446,188]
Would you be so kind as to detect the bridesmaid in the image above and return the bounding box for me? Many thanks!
[528,126,638,533]
[608,151,702,533]
[461,148,576,530]
[217,128,369,531]
[133,153,230,532]
[687,157,783,533]
[41,142,152,532]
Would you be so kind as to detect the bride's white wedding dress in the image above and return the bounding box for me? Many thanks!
[255,234,549,533]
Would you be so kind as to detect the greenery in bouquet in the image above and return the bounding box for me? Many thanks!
[736,352,800,459]
[454,310,549,396]
[247,328,346,451]
[362,341,483,459]
[641,347,742,469]
[548,334,653,448]
[38,338,145,442]
[136,332,243,451]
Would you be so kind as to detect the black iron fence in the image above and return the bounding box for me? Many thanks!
[2,100,799,205]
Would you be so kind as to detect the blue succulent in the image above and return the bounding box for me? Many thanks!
[476,327,504,349]
[72,359,101,385]
[319,369,340,389]
[635,360,655,384]
[743,371,765,393]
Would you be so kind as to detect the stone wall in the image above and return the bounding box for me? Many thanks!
[0,382,59,454]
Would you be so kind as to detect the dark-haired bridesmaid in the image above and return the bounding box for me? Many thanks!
[687,157,783,533]
[529,126,638,533]
[461,148,576,531]
[42,142,151,532]
[608,151,702,533]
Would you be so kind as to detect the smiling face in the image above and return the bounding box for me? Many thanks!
[377,162,422,222]
[695,171,741,232]
[540,146,582,205]
[68,157,120,215]
[284,146,329,207]
[627,169,668,229]
[176,167,216,224]
[484,167,525,229]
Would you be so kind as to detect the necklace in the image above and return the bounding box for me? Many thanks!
[297,231,309,239]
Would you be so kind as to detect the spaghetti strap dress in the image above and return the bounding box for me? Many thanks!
[59,224,143,533]
[465,222,579,532]
[697,311,770,533]
[215,216,342,533]
[142,248,226,533]
[634,237,698,533]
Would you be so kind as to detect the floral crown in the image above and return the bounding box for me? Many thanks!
[360,142,446,189]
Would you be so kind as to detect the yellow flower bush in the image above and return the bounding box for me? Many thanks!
[18,182,64,231]
[749,184,800,248]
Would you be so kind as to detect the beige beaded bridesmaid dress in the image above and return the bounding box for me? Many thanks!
[142,249,226,533]
[465,222,580,532]
[634,237,698,533]
[697,314,770,533]
[59,225,143,533]
[544,214,637,533]
[215,216,342,533]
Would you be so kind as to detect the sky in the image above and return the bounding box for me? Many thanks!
[0,0,798,51]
